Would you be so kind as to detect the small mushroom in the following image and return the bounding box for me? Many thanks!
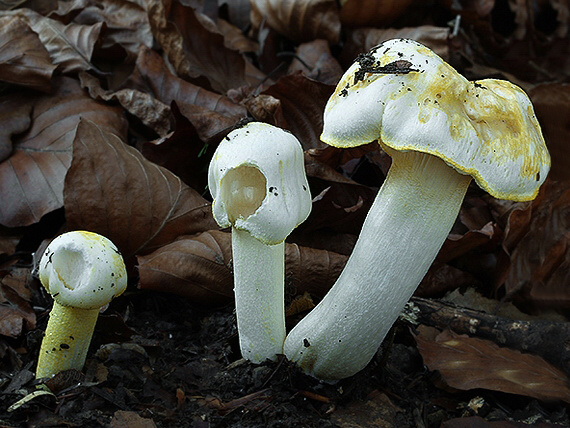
[283,38,551,381]
[36,231,127,379]
[208,122,311,363]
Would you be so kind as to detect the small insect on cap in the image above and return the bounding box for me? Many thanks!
[322,38,550,202]
[39,231,128,309]
[208,122,312,245]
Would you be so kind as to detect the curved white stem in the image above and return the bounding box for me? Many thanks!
[232,227,285,363]
[284,149,472,381]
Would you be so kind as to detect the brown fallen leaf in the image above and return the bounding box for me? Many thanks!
[129,46,247,119]
[498,180,570,312]
[438,222,500,263]
[306,184,374,236]
[339,0,414,28]
[255,72,335,149]
[64,119,218,263]
[0,95,32,163]
[148,2,250,93]
[0,15,55,91]
[415,326,570,404]
[217,18,259,54]
[0,281,36,338]
[250,0,341,44]
[340,26,451,67]
[0,76,126,227]
[137,230,233,305]
[79,71,172,137]
[0,230,21,257]
[141,102,211,192]
[125,46,247,141]
[54,0,154,59]
[9,8,104,74]
[301,153,377,237]
[110,410,156,428]
[330,390,402,428]
[410,296,570,377]
[529,83,570,183]
[288,39,344,85]
[416,262,478,297]
[137,230,348,305]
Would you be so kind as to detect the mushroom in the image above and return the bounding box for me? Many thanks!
[208,122,311,363]
[283,38,551,381]
[36,231,127,379]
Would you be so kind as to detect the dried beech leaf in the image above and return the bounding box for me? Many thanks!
[439,222,499,263]
[301,153,377,236]
[284,237,347,298]
[330,390,402,428]
[12,8,104,74]
[286,292,315,317]
[502,181,570,311]
[0,282,36,338]
[141,102,211,192]
[149,2,248,93]
[137,230,347,305]
[80,71,172,137]
[0,230,21,256]
[219,0,252,30]
[341,26,450,66]
[416,262,477,297]
[306,142,380,172]
[55,0,154,58]
[110,410,156,428]
[340,0,414,27]
[0,77,126,227]
[529,83,570,182]
[125,46,246,141]
[0,15,55,91]
[130,47,246,117]
[217,18,259,53]
[146,0,193,83]
[64,119,218,262]
[255,73,334,149]
[137,230,234,306]
[250,0,341,43]
[288,40,344,85]
[307,184,375,235]
[0,95,32,163]
[415,327,570,403]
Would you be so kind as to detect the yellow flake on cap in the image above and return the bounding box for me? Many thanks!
[322,38,550,202]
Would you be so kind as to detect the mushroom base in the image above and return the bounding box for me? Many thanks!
[284,148,472,381]
[232,228,286,363]
[36,302,99,379]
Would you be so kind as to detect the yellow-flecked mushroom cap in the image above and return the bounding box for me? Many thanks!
[39,231,128,310]
[321,38,551,201]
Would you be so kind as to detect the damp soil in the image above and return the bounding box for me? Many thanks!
[1,291,568,427]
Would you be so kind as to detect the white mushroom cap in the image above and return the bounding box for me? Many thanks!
[208,122,312,245]
[39,231,128,310]
[322,38,551,201]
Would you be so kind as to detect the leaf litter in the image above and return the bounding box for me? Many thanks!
[0,0,569,426]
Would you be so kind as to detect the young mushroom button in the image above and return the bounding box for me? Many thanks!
[283,38,551,381]
[208,122,312,363]
[36,231,127,380]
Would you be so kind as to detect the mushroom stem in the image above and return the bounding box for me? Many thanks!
[284,146,472,381]
[232,227,285,363]
[36,304,99,379]
[35,231,127,380]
